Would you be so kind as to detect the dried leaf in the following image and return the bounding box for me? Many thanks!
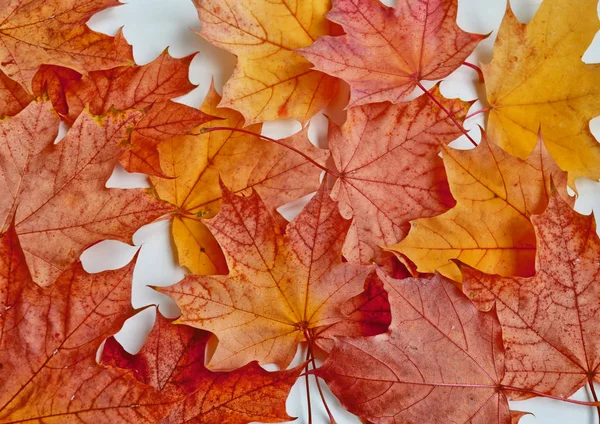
[121,100,215,176]
[484,0,600,184]
[195,0,338,124]
[160,183,371,370]
[31,65,82,116]
[101,313,302,423]
[0,0,133,90]
[329,85,465,264]
[463,193,600,399]
[0,101,171,286]
[318,271,510,423]
[32,52,209,176]
[59,51,197,122]
[151,87,327,275]
[315,271,392,353]
[300,0,484,106]
[0,230,171,422]
[393,136,570,281]
[511,411,532,424]
[0,70,31,117]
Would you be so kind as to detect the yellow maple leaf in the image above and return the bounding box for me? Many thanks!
[194,0,338,124]
[151,86,327,275]
[390,137,570,282]
[483,0,600,185]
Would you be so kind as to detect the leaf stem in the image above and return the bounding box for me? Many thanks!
[465,108,489,120]
[200,126,339,177]
[462,61,484,83]
[305,345,313,424]
[416,82,478,147]
[588,376,600,421]
[502,385,600,407]
[305,336,336,423]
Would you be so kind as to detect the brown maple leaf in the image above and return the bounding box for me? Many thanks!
[0,70,30,117]
[462,192,600,400]
[101,312,302,423]
[328,85,466,264]
[318,271,510,423]
[0,226,172,423]
[0,100,171,286]
[33,52,210,176]
[0,0,133,90]
[300,0,484,106]
[160,183,372,370]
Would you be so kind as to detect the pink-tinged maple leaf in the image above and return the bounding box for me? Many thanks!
[0,100,172,286]
[463,192,600,400]
[300,0,485,106]
[318,271,510,423]
[329,85,466,264]
[101,313,302,423]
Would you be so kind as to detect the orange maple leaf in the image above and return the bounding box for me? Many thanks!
[300,0,484,106]
[0,101,171,286]
[101,312,302,423]
[0,0,133,90]
[151,86,328,275]
[160,183,372,370]
[329,85,466,264]
[318,271,510,423]
[0,226,172,423]
[463,193,600,399]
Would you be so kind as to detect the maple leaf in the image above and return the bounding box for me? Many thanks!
[0,100,171,286]
[159,183,371,370]
[194,0,338,124]
[483,0,600,184]
[31,65,81,117]
[328,85,466,264]
[299,0,484,106]
[462,192,600,400]
[151,86,328,275]
[314,271,392,353]
[392,136,570,282]
[101,313,302,423]
[0,70,30,117]
[57,51,197,122]
[317,271,510,423]
[0,0,133,90]
[0,227,172,423]
[511,411,531,424]
[33,52,209,176]
[121,100,216,177]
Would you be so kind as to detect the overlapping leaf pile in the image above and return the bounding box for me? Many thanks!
[1,0,600,423]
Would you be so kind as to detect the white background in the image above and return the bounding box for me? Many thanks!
[77,0,600,422]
